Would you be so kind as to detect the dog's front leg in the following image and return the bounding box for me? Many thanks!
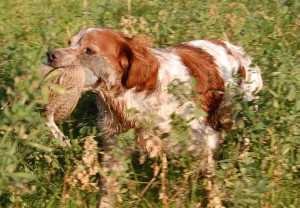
[98,140,133,208]
[98,150,121,208]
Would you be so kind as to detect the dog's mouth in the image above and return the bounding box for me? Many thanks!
[45,61,74,69]
[40,64,56,77]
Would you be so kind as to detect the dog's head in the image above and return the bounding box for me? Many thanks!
[47,28,159,91]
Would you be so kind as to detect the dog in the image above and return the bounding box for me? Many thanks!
[46,27,263,207]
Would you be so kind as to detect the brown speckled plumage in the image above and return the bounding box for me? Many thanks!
[42,64,85,141]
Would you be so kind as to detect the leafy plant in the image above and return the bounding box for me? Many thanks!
[0,0,299,207]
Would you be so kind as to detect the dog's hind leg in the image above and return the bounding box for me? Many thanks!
[205,144,224,208]
[191,124,224,208]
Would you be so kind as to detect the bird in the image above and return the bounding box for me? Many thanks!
[41,64,86,146]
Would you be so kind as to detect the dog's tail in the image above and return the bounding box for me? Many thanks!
[242,63,263,101]
[209,41,263,130]
[225,42,263,101]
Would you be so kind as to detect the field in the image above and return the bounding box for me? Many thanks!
[0,0,299,207]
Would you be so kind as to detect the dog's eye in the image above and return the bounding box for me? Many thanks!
[85,47,95,55]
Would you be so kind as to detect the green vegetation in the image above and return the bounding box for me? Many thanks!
[0,0,299,207]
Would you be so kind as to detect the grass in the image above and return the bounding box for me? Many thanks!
[0,0,299,207]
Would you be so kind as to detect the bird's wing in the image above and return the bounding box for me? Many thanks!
[45,88,81,122]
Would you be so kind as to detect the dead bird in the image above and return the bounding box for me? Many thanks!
[42,64,86,146]
[41,53,114,146]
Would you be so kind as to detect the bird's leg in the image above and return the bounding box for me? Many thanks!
[45,113,71,147]
[45,113,65,138]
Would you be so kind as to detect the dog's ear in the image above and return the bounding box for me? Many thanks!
[119,44,131,75]
[120,38,159,91]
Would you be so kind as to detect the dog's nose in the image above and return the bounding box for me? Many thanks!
[47,50,60,63]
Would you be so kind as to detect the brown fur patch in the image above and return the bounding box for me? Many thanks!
[173,44,225,129]
[238,65,246,85]
[209,40,227,47]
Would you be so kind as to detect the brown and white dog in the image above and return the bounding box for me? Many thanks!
[47,27,262,207]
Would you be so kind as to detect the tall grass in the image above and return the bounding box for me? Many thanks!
[0,0,299,207]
